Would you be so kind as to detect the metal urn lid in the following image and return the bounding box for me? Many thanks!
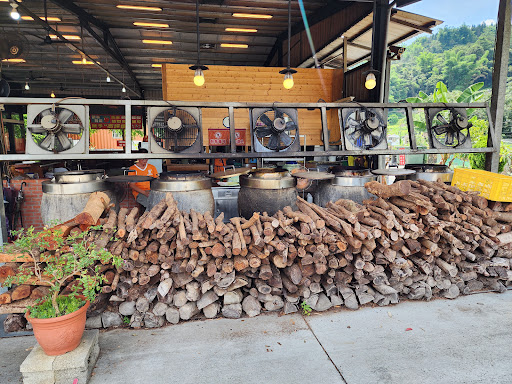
[239,172,296,190]
[54,169,104,184]
[404,164,454,183]
[327,166,378,187]
[251,167,289,179]
[151,172,212,192]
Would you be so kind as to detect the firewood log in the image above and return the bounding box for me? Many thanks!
[75,191,110,226]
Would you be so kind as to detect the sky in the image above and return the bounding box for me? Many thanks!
[403,0,500,29]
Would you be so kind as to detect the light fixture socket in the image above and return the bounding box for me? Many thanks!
[189,64,209,71]
[279,68,297,75]
[24,82,29,90]
[10,3,20,20]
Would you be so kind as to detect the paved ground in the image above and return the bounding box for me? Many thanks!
[1,291,511,384]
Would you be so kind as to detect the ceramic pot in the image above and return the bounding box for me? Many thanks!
[26,299,90,356]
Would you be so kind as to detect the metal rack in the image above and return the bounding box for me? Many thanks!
[0,97,497,166]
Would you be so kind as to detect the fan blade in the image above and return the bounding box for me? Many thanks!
[284,122,297,131]
[255,127,273,138]
[433,124,451,136]
[279,132,293,147]
[40,109,51,117]
[58,109,74,124]
[56,132,72,150]
[259,113,273,127]
[370,130,382,140]
[268,134,280,150]
[27,124,46,133]
[352,130,363,141]
[364,133,373,147]
[40,133,55,151]
[445,131,455,146]
[275,109,283,119]
[62,124,82,134]
[436,113,450,125]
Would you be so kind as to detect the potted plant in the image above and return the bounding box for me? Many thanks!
[4,225,121,356]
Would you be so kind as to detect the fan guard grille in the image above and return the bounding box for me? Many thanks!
[151,109,200,153]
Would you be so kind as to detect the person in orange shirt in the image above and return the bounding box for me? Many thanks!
[129,149,158,209]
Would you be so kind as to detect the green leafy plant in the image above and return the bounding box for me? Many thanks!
[4,225,122,319]
[29,295,86,319]
[300,301,312,316]
[123,316,130,325]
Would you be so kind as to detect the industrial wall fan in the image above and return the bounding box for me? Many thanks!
[340,107,387,150]
[26,105,89,154]
[250,108,300,152]
[147,107,202,154]
[0,32,29,61]
[426,107,472,149]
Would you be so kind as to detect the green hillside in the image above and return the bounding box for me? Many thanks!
[389,23,512,138]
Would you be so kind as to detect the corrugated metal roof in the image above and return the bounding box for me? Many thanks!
[0,0,329,96]
[0,1,439,97]
[299,9,442,68]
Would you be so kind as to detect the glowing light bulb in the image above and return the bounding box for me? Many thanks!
[365,73,377,90]
[106,74,111,82]
[283,72,294,90]
[122,86,126,93]
[25,82,29,90]
[50,91,55,98]
[82,56,87,64]
[193,68,205,86]
[10,4,20,20]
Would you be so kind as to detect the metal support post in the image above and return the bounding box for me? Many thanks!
[369,0,391,102]
[485,0,511,172]
[125,104,132,153]
[0,172,8,244]
[229,106,236,153]
[320,106,329,151]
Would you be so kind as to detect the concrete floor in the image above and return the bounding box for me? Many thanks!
[1,291,511,384]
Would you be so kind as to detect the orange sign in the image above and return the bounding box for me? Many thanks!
[208,129,246,146]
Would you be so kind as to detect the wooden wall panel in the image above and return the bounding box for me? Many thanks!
[344,62,371,102]
[268,3,372,68]
[162,64,343,146]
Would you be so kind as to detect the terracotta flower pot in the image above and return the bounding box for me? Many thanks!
[14,137,25,154]
[26,299,90,356]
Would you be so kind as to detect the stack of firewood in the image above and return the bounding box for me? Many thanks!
[2,180,512,331]
[88,180,512,328]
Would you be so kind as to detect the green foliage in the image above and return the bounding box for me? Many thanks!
[390,23,505,101]
[300,301,312,316]
[4,225,122,319]
[28,295,86,319]
[123,316,130,325]
[468,133,512,173]
[110,129,144,140]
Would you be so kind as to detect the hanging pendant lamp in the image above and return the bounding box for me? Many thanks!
[189,0,208,86]
[279,0,296,89]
